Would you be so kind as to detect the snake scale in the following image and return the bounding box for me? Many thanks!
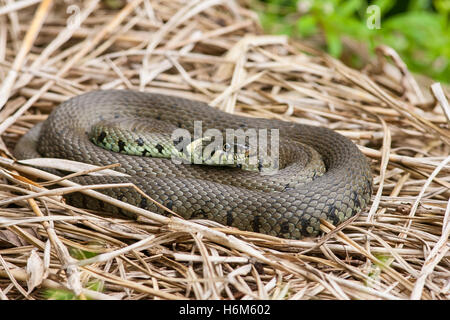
[14,90,372,239]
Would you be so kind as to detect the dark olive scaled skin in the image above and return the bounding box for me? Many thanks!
[14,90,372,239]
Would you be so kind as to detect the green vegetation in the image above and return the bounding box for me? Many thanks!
[254,0,450,82]
[68,247,99,260]
[41,246,102,299]
[43,281,103,300]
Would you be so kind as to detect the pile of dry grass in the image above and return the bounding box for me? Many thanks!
[0,0,448,300]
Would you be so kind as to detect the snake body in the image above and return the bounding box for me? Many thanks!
[14,90,372,239]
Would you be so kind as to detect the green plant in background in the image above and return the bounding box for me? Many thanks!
[42,280,103,300]
[68,246,99,260]
[40,246,103,299]
[254,0,450,83]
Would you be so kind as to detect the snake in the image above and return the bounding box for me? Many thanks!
[14,90,372,239]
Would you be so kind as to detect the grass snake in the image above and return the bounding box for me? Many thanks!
[14,90,372,239]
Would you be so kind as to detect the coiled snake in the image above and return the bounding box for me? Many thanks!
[14,90,372,239]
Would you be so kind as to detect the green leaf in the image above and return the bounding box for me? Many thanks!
[435,0,450,12]
[296,15,318,37]
[324,28,342,57]
[86,280,104,292]
[372,0,396,15]
[43,288,78,300]
[253,0,450,82]
[336,0,363,17]
[69,247,98,260]
[42,280,103,300]
[384,12,442,31]
[329,15,369,38]
[408,0,433,10]
[384,13,440,41]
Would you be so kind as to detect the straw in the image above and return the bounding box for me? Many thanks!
[0,1,448,300]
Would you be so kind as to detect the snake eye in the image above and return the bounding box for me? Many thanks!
[223,143,231,152]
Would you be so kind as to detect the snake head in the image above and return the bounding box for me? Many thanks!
[185,136,277,173]
[185,136,246,167]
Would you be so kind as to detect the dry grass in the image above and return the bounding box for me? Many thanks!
[0,0,449,300]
